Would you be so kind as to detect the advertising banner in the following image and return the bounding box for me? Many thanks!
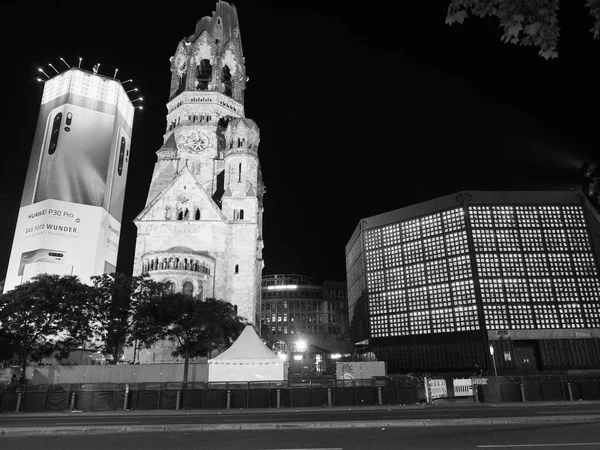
[4,199,120,292]
[4,68,134,292]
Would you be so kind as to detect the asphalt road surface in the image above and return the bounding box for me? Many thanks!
[2,422,600,449]
[1,402,600,429]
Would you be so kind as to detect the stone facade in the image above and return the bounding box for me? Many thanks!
[131,1,264,364]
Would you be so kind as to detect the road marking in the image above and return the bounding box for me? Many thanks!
[57,421,142,425]
[382,413,463,418]
[264,448,343,450]
[477,444,600,448]
[534,411,599,415]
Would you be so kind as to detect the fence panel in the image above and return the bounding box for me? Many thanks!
[356,386,376,406]
[291,386,311,407]
[452,379,473,397]
[580,381,600,400]
[523,380,543,402]
[248,386,271,408]
[0,392,19,412]
[311,386,329,407]
[334,385,355,407]
[541,381,564,401]
[204,388,227,409]
[181,389,204,409]
[22,386,48,412]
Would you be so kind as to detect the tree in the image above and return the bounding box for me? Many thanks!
[88,273,163,364]
[0,274,94,380]
[446,0,600,59]
[133,295,246,383]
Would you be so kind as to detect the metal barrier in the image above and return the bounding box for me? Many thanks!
[452,378,473,397]
[426,378,448,400]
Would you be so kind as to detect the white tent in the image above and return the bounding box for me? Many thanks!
[208,325,289,382]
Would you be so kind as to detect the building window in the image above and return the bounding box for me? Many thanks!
[235,264,239,274]
[195,59,212,90]
[182,282,193,297]
[239,209,244,220]
[222,65,232,97]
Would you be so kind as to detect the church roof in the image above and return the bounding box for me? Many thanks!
[211,325,281,361]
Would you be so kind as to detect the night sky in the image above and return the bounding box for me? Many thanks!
[1,1,598,286]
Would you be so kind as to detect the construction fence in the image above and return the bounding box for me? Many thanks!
[1,375,599,413]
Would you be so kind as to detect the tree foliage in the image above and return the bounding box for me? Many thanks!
[0,274,94,378]
[446,0,600,59]
[89,273,163,364]
[133,295,246,382]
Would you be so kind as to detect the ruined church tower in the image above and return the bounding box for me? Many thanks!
[132,1,265,332]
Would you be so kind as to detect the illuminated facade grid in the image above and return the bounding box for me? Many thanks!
[364,204,600,339]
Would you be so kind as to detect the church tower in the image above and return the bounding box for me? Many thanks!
[132,1,265,334]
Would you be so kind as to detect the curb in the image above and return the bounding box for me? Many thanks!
[2,415,600,437]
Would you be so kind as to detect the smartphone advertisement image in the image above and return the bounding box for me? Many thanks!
[4,68,135,291]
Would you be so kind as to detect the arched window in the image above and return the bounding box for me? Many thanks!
[233,209,239,220]
[222,65,232,97]
[184,208,190,220]
[178,210,184,220]
[238,163,242,182]
[182,281,194,297]
[239,209,244,220]
[195,208,201,220]
[195,59,212,90]
[235,264,239,274]
[163,280,175,294]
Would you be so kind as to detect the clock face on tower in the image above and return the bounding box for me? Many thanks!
[177,130,209,152]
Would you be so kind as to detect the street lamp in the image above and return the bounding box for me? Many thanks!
[489,344,498,376]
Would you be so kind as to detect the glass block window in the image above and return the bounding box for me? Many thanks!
[524,253,550,277]
[572,253,598,277]
[389,313,409,336]
[402,241,423,264]
[370,315,388,337]
[562,205,586,227]
[492,206,516,227]
[431,308,454,333]
[533,304,560,328]
[402,218,421,242]
[469,206,493,228]
[385,266,404,290]
[566,228,591,251]
[504,278,529,303]
[423,235,445,261]
[553,278,578,302]
[544,229,569,252]
[558,303,585,328]
[520,229,545,252]
[476,254,502,277]
[484,304,509,328]
[422,213,442,237]
[405,263,426,287]
[442,208,466,232]
[548,253,573,277]
[407,286,429,310]
[410,310,431,334]
[381,223,401,247]
[508,304,534,329]
[365,249,384,271]
[496,229,521,252]
[583,304,600,327]
[451,280,476,306]
[364,228,382,250]
[528,278,553,302]
[448,255,472,281]
[578,278,600,302]
[388,290,407,312]
[384,244,403,267]
[480,278,504,303]
[446,231,469,256]
[473,229,497,252]
[454,305,479,331]
[366,270,385,293]
[516,206,540,228]
[426,259,449,284]
[539,206,563,228]
[429,283,452,308]
[369,292,387,315]
[500,253,525,277]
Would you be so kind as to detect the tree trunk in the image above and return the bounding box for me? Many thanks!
[183,355,189,385]
[20,352,27,384]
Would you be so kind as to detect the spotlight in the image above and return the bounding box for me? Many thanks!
[36,78,44,82]
[59,57,70,68]
[78,57,82,68]
[135,106,144,110]
[126,88,138,94]
[48,63,59,74]
[92,63,100,74]
[113,68,119,78]
[37,67,49,78]
[131,97,143,102]
[583,162,598,179]
[122,79,133,84]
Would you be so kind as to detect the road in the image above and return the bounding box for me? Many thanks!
[1,402,600,429]
[2,422,600,449]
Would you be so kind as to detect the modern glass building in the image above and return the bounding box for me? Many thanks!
[345,191,600,374]
[260,274,351,368]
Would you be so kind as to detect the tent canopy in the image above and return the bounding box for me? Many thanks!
[211,325,280,362]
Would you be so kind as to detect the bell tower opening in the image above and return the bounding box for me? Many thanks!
[196,59,212,90]
[222,65,232,97]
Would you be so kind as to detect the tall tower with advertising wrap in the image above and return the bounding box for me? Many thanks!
[4,68,135,292]
[132,1,265,358]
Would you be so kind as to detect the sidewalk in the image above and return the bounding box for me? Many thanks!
[2,399,600,436]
